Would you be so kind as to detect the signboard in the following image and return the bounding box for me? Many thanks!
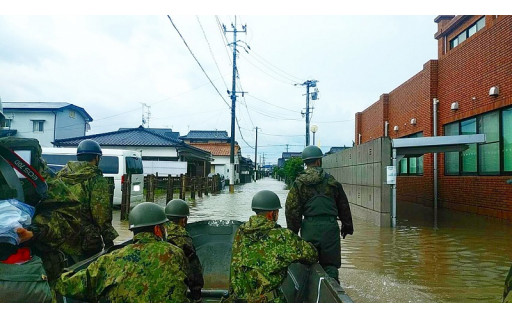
[386,166,396,185]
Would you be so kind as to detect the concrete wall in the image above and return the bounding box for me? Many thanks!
[323,137,392,227]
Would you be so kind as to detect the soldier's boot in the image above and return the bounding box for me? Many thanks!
[323,265,340,284]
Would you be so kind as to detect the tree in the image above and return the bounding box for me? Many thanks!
[283,157,304,186]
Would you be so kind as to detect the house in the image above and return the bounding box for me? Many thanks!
[0,101,92,146]
[326,146,351,155]
[354,15,512,222]
[53,126,212,177]
[277,152,302,168]
[180,130,242,184]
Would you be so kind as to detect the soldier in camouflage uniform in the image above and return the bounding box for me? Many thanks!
[164,199,204,301]
[228,190,318,303]
[55,202,190,303]
[0,137,82,288]
[285,145,353,283]
[56,139,118,261]
[504,263,512,302]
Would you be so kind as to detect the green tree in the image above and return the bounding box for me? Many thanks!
[283,157,304,186]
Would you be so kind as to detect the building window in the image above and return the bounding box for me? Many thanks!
[32,120,44,132]
[444,106,511,176]
[449,16,485,49]
[1,119,12,128]
[398,132,424,176]
[503,108,512,172]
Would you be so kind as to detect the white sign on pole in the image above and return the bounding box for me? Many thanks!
[386,166,396,185]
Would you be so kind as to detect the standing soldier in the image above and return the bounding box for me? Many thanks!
[55,202,190,303]
[228,190,318,303]
[164,199,204,302]
[285,145,353,283]
[57,139,118,261]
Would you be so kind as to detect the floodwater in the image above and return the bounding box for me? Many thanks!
[113,177,512,303]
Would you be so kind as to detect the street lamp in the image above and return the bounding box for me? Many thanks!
[310,125,318,145]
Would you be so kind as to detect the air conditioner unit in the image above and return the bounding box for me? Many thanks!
[489,86,499,97]
[393,125,399,132]
[451,102,459,110]
[410,118,417,125]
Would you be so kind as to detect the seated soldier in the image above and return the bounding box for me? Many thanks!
[55,202,190,303]
[228,190,318,303]
[164,199,204,302]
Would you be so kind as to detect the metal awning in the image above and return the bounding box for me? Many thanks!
[392,134,486,157]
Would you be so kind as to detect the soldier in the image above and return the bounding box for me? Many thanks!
[56,139,118,261]
[0,137,82,290]
[228,190,318,303]
[55,202,190,303]
[164,199,204,302]
[285,145,353,283]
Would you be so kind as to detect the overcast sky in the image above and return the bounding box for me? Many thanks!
[0,1,500,164]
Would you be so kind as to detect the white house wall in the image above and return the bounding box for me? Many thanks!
[55,109,87,140]
[4,111,56,147]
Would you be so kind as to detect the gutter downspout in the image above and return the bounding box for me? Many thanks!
[433,98,439,229]
[384,121,389,137]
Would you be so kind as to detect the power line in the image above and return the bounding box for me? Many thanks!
[166,15,230,109]
[197,15,229,91]
[246,95,297,113]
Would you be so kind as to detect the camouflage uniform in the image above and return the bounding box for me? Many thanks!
[57,161,118,260]
[285,166,353,281]
[228,214,318,303]
[29,173,83,283]
[504,264,512,302]
[165,222,204,300]
[55,232,190,303]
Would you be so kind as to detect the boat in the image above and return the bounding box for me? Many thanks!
[63,219,353,303]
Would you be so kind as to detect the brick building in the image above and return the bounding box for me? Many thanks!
[355,15,512,221]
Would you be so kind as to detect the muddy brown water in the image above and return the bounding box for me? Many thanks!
[112,177,512,303]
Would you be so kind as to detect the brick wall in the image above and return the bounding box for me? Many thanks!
[354,15,512,222]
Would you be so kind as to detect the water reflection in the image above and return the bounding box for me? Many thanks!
[113,177,512,303]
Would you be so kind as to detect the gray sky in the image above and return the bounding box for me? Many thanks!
[0,1,494,164]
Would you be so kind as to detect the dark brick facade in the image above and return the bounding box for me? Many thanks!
[355,15,512,221]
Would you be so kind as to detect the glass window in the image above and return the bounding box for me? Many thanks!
[2,119,11,128]
[461,118,477,173]
[42,154,76,173]
[458,32,467,44]
[399,158,408,174]
[478,111,500,174]
[476,17,485,31]
[125,157,143,174]
[32,120,44,132]
[444,122,460,175]
[99,156,119,174]
[503,108,512,172]
[468,24,477,37]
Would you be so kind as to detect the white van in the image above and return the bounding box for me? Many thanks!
[41,147,144,206]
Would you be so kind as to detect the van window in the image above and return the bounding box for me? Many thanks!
[42,154,76,172]
[126,157,143,174]
[100,156,119,174]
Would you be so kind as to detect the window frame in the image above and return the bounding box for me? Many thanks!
[449,16,485,49]
[398,132,424,176]
[32,120,45,133]
[443,106,512,176]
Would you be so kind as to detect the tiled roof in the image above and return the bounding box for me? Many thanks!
[55,126,184,147]
[191,143,239,156]
[2,102,93,121]
[181,130,230,141]
[119,128,180,140]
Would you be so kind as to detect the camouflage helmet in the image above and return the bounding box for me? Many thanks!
[301,145,323,161]
[77,139,102,156]
[165,199,190,217]
[129,202,168,231]
[251,190,282,213]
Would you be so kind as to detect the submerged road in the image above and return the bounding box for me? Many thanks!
[113,177,512,303]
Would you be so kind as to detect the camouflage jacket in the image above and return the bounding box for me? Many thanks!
[29,173,83,282]
[228,214,318,302]
[55,232,190,303]
[165,222,204,297]
[57,161,118,248]
[285,167,353,235]
[504,264,512,302]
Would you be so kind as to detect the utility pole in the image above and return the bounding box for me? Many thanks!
[254,126,261,182]
[224,17,247,193]
[297,80,319,146]
[286,144,289,152]
[141,103,151,128]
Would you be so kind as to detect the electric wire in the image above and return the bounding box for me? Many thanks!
[167,15,230,109]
